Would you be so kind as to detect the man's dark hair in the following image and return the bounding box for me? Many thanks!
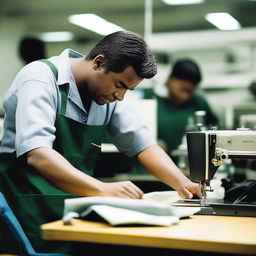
[170,58,202,85]
[86,31,157,79]
[19,36,46,64]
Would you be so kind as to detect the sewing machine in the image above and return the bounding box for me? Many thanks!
[174,128,256,217]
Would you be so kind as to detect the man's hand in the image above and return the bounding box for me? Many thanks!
[137,145,203,200]
[176,180,202,199]
[98,181,144,199]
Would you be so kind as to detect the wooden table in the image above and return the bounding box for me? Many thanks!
[41,215,256,255]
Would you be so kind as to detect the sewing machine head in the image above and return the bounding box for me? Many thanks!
[186,129,256,201]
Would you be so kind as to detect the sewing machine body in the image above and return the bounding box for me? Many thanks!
[173,129,256,217]
[186,129,256,184]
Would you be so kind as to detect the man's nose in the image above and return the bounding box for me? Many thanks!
[114,90,126,101]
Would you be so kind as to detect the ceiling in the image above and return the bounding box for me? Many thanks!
[1,0,256,44]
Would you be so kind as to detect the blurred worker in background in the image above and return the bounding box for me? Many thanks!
[157,58,218,159]
[18,36,46,64]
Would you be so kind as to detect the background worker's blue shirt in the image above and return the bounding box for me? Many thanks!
[0,49,155,157]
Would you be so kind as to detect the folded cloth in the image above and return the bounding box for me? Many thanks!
[63,196,200,226]
[143,190,179,204]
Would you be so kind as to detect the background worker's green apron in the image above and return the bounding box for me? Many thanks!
[0,59,107,254]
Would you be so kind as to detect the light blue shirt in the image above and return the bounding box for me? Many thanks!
[0,49,155,157]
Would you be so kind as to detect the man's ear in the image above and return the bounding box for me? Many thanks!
[93,55,105,70]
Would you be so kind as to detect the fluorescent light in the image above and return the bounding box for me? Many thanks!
[68,14,125,36]
[40,32,74,42]
[205,12,241,30]
[162,0,204,5]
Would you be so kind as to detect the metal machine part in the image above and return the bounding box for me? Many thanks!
[186,129,256,205]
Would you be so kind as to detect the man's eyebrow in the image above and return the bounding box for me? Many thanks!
[120,81,134,90]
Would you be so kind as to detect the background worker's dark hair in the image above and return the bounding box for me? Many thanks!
[249,80,256,98]
[19,36,46,64]
[86,31,157,79]
[170,58,202,85]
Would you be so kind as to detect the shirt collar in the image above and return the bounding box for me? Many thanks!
[54,49,87,113]
[56,48,82,86]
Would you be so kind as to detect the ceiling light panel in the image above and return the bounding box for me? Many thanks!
[40,32,74,42]
[162,0,204,5]
[69,14,125,36]
[205,12,241,30]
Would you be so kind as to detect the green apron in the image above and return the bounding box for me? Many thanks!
[0,59,107,254]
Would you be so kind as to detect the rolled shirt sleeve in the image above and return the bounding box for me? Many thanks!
[15,80,57,157]
[107,101,156,157]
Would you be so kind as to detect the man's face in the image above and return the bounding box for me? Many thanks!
[87,60,142,105]
[167,77,197,106]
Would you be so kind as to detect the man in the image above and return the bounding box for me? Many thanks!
[0,31,201,253]
[157,58,218,156]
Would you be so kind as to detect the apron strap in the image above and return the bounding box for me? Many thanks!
[59,84,69,115]
[39,59,69,115]
[39,59,58,79]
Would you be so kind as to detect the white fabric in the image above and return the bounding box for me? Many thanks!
[63,196,200,226]
[79,205,179,226]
